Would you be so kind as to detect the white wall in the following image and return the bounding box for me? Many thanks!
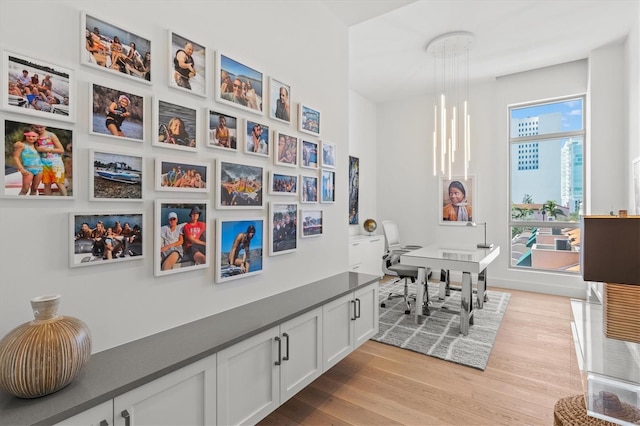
[0,0,350,352]
[626,16,640,213]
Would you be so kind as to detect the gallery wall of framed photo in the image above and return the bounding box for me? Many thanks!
[0,0,351,353]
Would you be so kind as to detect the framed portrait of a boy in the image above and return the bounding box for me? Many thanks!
[269,202,298,256]
[90,83,145,143]
[215,52,263,115]
[207,109,237,150]
[89,149,143,201]
[168,31,207,97]
[153,98,198,152]
[440,176,476,225]
[216,217,264,283]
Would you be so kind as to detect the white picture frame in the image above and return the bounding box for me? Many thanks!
[168,31,207,97]
[244,119,270,158]
[439,175,476,225]
[153,98,198,152]
[321,141,336,169]
[269,202,298,256]
[89,149,143,201]
[206,109,238,151]
[274,131,298,168]
[298,104,320,136]
[216,159,264,209]
[214,51,264,116]
[269,172,298,196]
[300,174,318,203]
[216,217,265,283]
[300,139,319,170]
[320,169,335,203]
[300,209,323,238]
[155,156,209,193]
[89,82,146,143]
[269,77,291,124]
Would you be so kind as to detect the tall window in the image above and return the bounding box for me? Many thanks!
[509,96,585,274]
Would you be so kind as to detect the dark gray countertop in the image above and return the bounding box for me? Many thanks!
[0,272,379,426]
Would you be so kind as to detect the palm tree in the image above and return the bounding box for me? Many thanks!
[540,200,565,221]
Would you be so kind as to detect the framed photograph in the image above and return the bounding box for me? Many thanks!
[321,141,336,169]
[633,156,640,214]
[216,217,264,283]
[81,12,151,84]
[169,31,206,97]
[440,176,476,225]
[269,172,298,196]
[90,83,145,142]
[301,209,323,238]
[90,149,142,201]
[321,169,336,203]
[155,200,209,277]
[216,159,264,209]
[4,120,74,198]
[349,156,359,224]
[269,202,298,256]
[215,52,263,115]
[275,131,298,167]
[155,157,209,193]
[207,109,237,150]
[244,119,269,157]
[3,51,75,123]
[269,77,291,124]
[154,99,197,151]
[298,104,320,136]
[300,139,319,169]
[70,212,144,268]
[300,174,318,203]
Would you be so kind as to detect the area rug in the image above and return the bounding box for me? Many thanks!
[373,278,511,370]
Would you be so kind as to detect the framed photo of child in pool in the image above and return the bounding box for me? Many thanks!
[215,51,264,116]
[70,212,144,268]
[153,98,198,152]
[168,31,207,98]
[440,176,476,225]
[216,217,264,283]
[90,83,146,143]
[155,156,209,193]
[81,12,151,84]
[216,159,264,209]
[90,149,143,202]
[2,51,76,123]
[3,119,75,199]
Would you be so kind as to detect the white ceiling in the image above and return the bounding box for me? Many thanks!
[324,0,640,104]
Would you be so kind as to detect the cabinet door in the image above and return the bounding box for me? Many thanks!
[217,326,279,426]
[354,283,379,348]
[348,240,363,270]
[362,237,384,276]
[113,354,216,426]
[54,400,113,426]
[322,293,355,370]
[279,307,323,403]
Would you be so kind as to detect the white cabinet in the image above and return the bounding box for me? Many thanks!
[216,307,323,426]
[349,235,384,276]
[54,400,113,426]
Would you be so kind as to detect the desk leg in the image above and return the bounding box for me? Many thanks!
[460,272,473,335]
[477,269,488,309]
[438,269,449,300]
[414,267,427,324]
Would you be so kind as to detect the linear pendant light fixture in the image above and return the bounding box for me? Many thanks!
[427,31,474,180]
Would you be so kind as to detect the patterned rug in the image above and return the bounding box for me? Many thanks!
[373,278,511,370]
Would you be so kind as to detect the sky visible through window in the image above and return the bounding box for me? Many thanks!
[511,98,583,132]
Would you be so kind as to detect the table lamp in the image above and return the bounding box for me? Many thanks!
[466,221,493,249]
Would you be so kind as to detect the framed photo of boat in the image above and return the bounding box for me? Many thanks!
[244,119,270,158]
[300,139,319,169]
[269,202,298,256]
[155,156,209,193]
[300,174,318,203]
[168,31,207,97]
[300,209,323,238]
[207,109,238,150]
[155,200,210,277]
[216,217,264,283]
[81,12,151,84]
[215,52,264,116]
[321,141,336,169]
[2,51,75,123]
[320,169,335,203]
[216,159,264,209]
[3,119,75,199]
[274,131,298,168]
[269,77,291,124]
[298,104,320,136]
[269,172,298,196]
[70,212,144,268]
[89,149,143,201]
[90,83,146,143]
[153,98,198,152]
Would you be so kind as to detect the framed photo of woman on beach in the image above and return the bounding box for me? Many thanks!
[440,176,476,225]
[89,149,143,202]
[90,83,145,143]
[169,31,206,97]
[81,12,151,84]
[216,217,264,283]
[298,104,320,137]
[153,99,197,152]
[269,77,291,124]
[2,51,75,123]
[215,52,263,115]
[207,109,237,150]
[216,160,264,209]
[155,157,209,193]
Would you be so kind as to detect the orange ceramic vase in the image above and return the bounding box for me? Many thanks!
[0,294,92,398]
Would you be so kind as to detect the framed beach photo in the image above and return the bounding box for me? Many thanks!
[155,157,209,193]
[244,119,269,157]
[300,209,323,238]
[154,99,197,152]
[275,131,298,168]
[440,176,476,225]
[70,212,144,268]
[4,119,74,198]
[215,52,263,115]
[216,217,264,283]
[216,159,264,209]
[300,174,318,203]
[90,149,142,201]
[207,109,237,150]
[81,12,151,84]
[269,77,291,124]
[300,139,319,169]
[298,104,320,136]
[321,169,336,203]
[321,141,336,169]
[269,202,298,256]
[3,51,75,123]
[169,31,206,97]
[90,83,145,143]
[269,172,298,196]
[155,200,209,277]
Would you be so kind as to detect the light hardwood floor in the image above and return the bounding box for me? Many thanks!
[259,285,583,425]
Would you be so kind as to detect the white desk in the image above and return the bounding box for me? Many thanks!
[401,244,500,335]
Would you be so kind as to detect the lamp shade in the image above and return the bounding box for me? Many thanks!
[581,216,640,285]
